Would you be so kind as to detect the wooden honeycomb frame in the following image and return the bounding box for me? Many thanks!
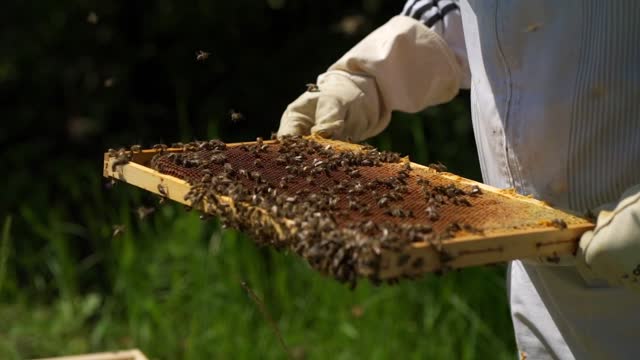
[103,136,594,280]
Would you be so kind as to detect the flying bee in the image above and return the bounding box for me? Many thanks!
[105,178,117,189]
[196,50,210,62]
[229,109,244,123]
[306,83,320,92]
[112,224,125,237]
[136,206,155,220]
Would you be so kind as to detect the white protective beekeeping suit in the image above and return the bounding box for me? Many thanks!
[278,1,640,359]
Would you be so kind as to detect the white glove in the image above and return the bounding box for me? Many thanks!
[277,71,383,142]
[577,184,640,292]
[277,15,464,142]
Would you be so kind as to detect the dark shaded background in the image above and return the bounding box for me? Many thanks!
[1,0,478,293]
[0,1,503,358]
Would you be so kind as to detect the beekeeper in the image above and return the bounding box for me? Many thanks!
[277,1,640,359]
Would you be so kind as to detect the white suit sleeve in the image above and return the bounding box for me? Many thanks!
[402,0,471,89]
[327,14,467,126]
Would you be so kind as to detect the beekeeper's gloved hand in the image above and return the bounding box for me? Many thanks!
[277,16,466,142]
[278,71,382,142]
[577,184,640,292]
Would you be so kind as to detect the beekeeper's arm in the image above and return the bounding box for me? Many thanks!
[578,184,640,293]
[277,1,470,142]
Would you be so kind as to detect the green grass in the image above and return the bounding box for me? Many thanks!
[0,207,515,359]
[0,102,516,359]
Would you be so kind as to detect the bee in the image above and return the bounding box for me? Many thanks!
[157,183,169,199]
[550,218,567,229]
[428,162,448,172]
[425,206,439,221]
[171,142,184,148]
[136,206,155,220]
[453,198,472,207]
[87,11,99,24]
[112,224,125,237]
[229,109,244,123]
[275,156,287,165]
[250,171,262,182]
[348,169,361,178]
[524,23,542,33]
[152,144,168,153]
[469,185,482,196]
[111,155,130,172]
[253,159,262,168]
[377,197,390,208]
[130,144,142,153]
[397,169,409,181]
[385,208,407,217]
[223,163,235,174]
[196,50,210,62]
[361,220,377,233]
[210,154,227,164]
[105,178,117,189]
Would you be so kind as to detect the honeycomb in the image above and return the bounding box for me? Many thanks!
[135,136,583,286]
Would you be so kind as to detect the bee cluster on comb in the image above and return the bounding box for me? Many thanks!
[146,136,486,287]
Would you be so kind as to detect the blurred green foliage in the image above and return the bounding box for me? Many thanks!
[0,0,511,358]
